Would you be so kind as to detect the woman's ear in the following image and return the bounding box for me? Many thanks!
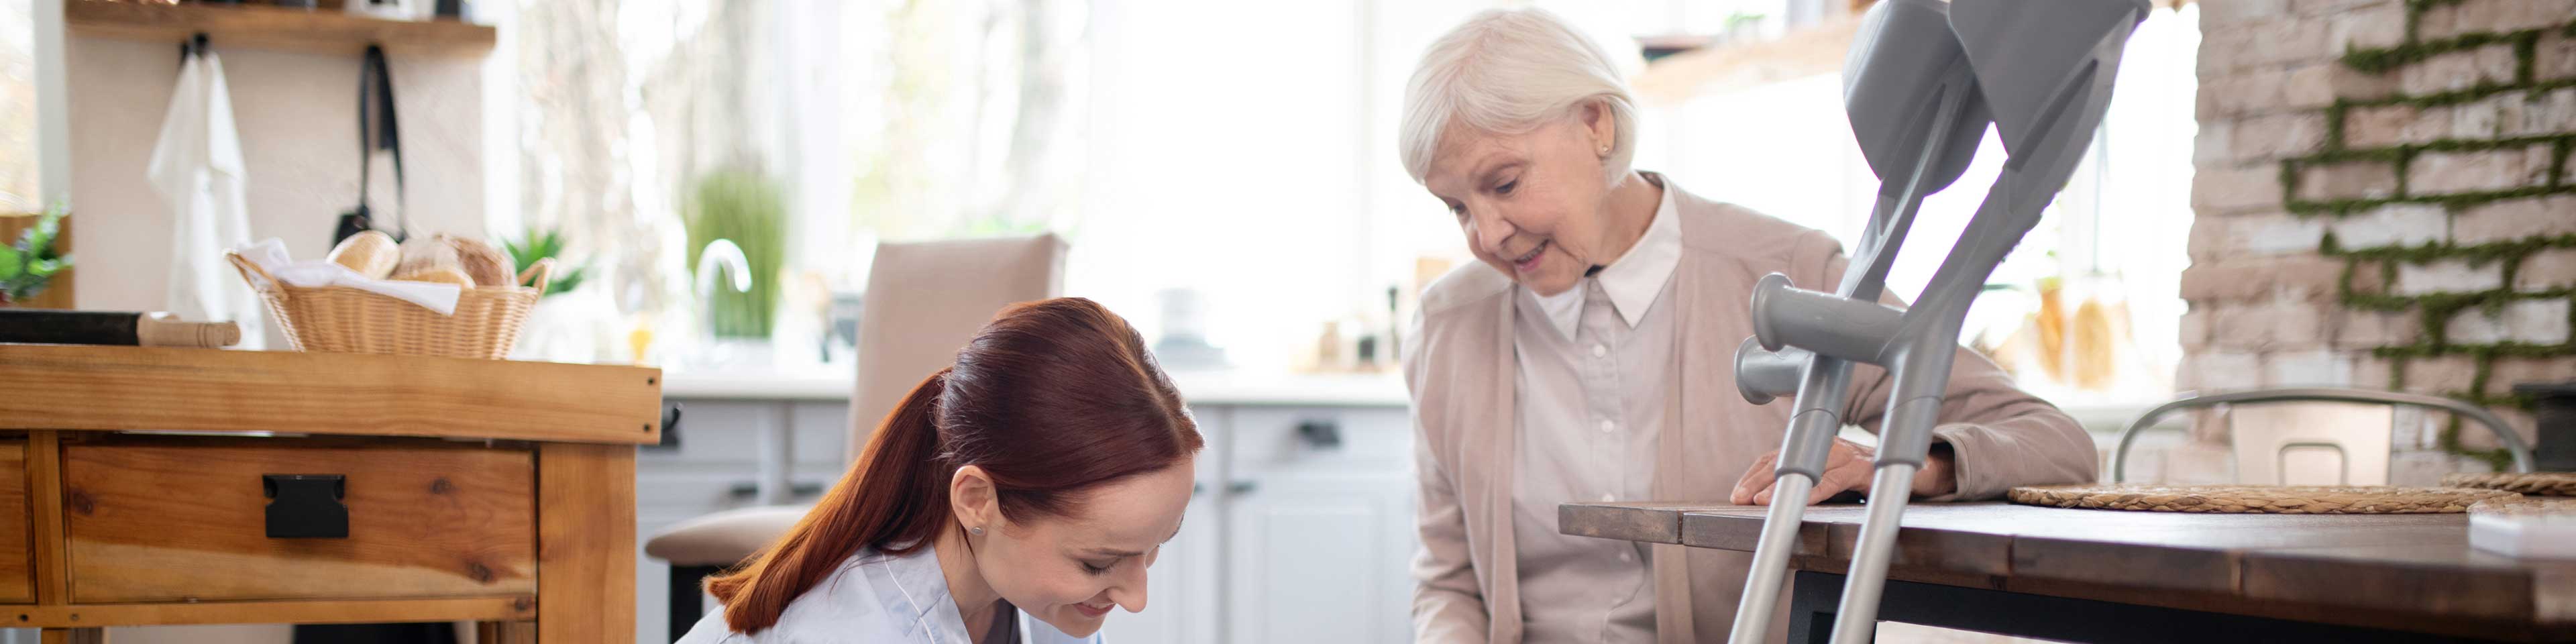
[1582,99,1617,156]
[950,465,1000,532]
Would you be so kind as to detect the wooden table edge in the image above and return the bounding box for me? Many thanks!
[1,596,535,629]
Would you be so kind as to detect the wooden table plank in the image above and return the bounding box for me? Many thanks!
[1557,502,1744,545]
[1680,507,1835,559]
[0,344,662,445]
[537,442,636,643]
[2241,544,2536,620]
[1684,505,2013,588]
[0,441,32,603]
[1561,500,2576,634]
[27,432,68,606]
[5,596,533,628]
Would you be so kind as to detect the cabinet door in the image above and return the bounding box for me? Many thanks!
[1224,407,1415,644]
[1100,491,1223,643]
[1101,405,1228,644]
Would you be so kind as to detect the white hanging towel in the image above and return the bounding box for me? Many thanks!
[148,50,266,349]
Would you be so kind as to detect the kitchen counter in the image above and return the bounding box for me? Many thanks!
[663,368,1412,408]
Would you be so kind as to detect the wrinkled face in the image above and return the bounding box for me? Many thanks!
[1421,104,1619,297]
[966,459,1194,637]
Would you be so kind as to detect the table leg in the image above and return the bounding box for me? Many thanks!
[538,442,637,643]
[669,564,722,642]
[29,431,69,606]
[1786,570,1843,644]
[478,620,538,644]
[39,628,103,644]
[755,402,794,505]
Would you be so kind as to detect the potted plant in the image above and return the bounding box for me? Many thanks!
[502,225,608,362]
[683,170,785,339]
[504,227,589,297]
[0,204,72,307]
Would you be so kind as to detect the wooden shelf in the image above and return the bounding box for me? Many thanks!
[64,1,494,58]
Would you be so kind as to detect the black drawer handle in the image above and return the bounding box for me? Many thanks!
[726,481,826,498]
[1296,420,1342,449]
[263,474,348,539]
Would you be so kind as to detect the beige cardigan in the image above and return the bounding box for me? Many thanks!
[1401,182,2098,644]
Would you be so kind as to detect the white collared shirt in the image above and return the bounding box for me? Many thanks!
[676,545,1102,644]
[1510,174,1683,644]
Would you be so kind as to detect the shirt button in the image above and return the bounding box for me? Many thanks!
[1591,344,1608,358]
[1600,492,1615,502]
[1599,419,1615,433]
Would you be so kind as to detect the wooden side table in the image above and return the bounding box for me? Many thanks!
[0,343,663,643]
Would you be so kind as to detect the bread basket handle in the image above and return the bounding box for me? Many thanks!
[517,258,556,297]
[225,251,281,292]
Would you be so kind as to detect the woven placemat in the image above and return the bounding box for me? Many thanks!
[2440,472,2576,497]
[2006,483,2521,513]
[2469,496,2576,517]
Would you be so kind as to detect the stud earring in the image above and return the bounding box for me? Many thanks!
[969,525,985,536]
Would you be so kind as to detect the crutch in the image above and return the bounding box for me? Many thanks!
[1725,1,1990,641]
[1727,1,2152,641]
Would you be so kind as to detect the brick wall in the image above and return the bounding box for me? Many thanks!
[2178,0,2576,485]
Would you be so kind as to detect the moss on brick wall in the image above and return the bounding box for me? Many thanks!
[2286,3,2576,471]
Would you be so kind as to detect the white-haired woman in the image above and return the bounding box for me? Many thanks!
[1397,9,2098,643]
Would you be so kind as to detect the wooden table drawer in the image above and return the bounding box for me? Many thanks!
[61,438,536,603]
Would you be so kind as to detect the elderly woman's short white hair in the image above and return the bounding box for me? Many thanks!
[1399,8,1640,186]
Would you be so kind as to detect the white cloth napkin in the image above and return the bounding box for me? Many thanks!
[233,238,462,315]
[150,52,267,348]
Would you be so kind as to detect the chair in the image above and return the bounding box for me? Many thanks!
[2109,387,2536,484]
[643,233,1067,639]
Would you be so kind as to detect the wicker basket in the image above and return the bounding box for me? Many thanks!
[226,251,554,359]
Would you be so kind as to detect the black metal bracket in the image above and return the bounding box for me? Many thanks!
[179,32,208,63]
[649,402,684,451]
[263,474,349,539]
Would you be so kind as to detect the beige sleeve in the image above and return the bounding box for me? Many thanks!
[1409,419,1493,643]
[1788,234,2100,500]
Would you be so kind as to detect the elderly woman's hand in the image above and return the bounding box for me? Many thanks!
[1728,438,1957,505]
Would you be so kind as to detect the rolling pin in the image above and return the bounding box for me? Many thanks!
[0,309,243,347]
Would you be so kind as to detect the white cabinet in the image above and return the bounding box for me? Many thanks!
[1219,407,1417,644]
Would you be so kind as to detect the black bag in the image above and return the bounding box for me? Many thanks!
[333,45,409,247]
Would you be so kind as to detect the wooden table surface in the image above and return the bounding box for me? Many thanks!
[1560,501,2576,641]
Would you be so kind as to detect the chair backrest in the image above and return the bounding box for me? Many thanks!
[2223,402,2394,485]
[2110,387,2535,483]
[849,233,1067,462]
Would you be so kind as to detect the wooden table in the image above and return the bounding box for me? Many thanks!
[0,343,663,643]
[1560,501,2576,643]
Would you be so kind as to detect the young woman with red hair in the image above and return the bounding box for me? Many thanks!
[677,297,1204,643]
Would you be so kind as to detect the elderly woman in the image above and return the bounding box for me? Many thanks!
[1397,9,2097,643]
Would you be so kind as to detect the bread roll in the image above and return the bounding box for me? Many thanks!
[390,266,475,287]
[394,235,461,279]
[445,235,516,288]
[327,230,400,279]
